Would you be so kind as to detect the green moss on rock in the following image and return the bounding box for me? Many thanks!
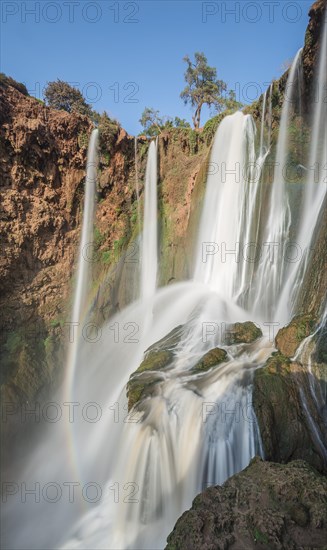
[275,314,316,357]
[127,374,162,411]
[224,321,262,345]
[166,458,327,550]
[253,351,326,473]
[137,350,173,373]
[192,347,227,373]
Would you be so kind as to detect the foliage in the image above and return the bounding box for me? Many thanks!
[224,89,243,111]
[94,227,106,247]
[0,73,28,95]
[180,52,228,129]
[78,132,89,149]
[173,116,191,128]
[202,112,227,144]
[44,79,93,117]
[113,236,128,255]
[98,111,120,152]
[101,250,112,264]
[139,107,164,136]
[139,108,192,136]
[253,528,269,544]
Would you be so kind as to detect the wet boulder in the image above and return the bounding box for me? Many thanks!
[191,347,227,374]
[275,313,316,358]
[166,457,327,550]
[224,321,262,345]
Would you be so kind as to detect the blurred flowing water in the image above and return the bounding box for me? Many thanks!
[2,25,327,550]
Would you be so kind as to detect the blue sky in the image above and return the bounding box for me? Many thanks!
[1,0,313,134]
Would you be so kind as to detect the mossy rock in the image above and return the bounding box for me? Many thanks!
[224,321,262,345]
[192,347,227,374]
[126,349,173,410]
[253,352,327,473]
[275,314,316,358]
[137,350,173,374]
[126,328,181,410]
[313,320,327,364]
[127,373,162,411]
[166,458,327,550]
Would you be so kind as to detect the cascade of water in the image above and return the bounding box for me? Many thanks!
[65,128,98,396]
[140,140,158,301]
[57,283,270,550]
[4,24,327,550]
[252,48,303,321]
[267,82,273,150]
[276,20,327,322]
[259,88,267,156]
[134,137,141,231]
[193,112,262,306]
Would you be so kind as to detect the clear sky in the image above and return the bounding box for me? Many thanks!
[1,0,313,135]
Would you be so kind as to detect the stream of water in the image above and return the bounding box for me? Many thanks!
[2,22,327,550]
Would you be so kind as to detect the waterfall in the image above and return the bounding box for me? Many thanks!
[193,112,260,303]
[3,21,327,550]
[276,19,327,321]
[134,137,141,231]
[65,128,98,397]
[267,82,273,151]
[259,82,273,159]
[140,140,158,301]
[259,88,267,156]
[252,49,303,321]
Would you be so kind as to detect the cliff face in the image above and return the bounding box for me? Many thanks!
[0,83,210,417]
[0,86,92,405]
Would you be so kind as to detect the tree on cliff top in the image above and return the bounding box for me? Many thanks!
[44,80,93,117]
[140,108,191,136]
[139,107,164,136]
[181,52,229,129]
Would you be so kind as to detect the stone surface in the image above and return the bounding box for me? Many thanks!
[192,348,227,373]
[253,351,327,474]
[166,457,327,550]
[275,314,316,357]
[224,321,262,345]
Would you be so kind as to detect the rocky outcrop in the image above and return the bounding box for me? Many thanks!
[127,320,262,410]
[0,82,210,420]
[126,325,183,410]
[275,314,316,357]
[253,311,327,474]
[0,84,93,405]
[166,457,327,550]
[191,348,227,374]
[253,352,327,473]
[296,195,327,317]
[303,0,327,109]
[224,321,262,346]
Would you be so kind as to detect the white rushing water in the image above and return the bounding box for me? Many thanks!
[252,48,303,321]
[3,24,327,550]
[65,128,98,398]
[140,140,158,302]
[134,137,141,232]
[276,19,327,321]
